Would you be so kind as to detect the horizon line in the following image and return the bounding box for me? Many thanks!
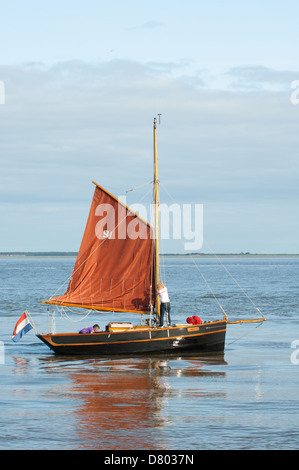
[1,251,298,257]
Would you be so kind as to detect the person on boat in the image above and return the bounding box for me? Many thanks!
[79,324,100,334]
[157,282,171,327]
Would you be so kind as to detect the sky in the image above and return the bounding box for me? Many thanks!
[0,0,299,253]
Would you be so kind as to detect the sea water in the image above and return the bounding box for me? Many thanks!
[0,255,299,450]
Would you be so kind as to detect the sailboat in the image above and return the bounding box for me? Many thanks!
[37,118,266,355]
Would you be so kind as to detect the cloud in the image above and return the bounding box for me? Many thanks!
[226,65,299,90]
[0,59,298,251]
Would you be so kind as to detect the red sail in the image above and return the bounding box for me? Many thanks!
[44,182,155,313]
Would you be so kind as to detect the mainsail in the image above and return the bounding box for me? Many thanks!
[43,182,156,313]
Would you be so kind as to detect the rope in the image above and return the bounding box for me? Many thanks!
[125,180,153,194]
[203,241,266,319]
[60,306,94,323]
[189,255,227,318]
[159,181,266,320]
[226,320,265,346]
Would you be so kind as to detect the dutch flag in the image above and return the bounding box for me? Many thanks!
[12,311,33,343]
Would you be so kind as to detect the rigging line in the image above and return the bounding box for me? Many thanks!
[159,181,179,204]
[159,237,167,284]
[203,241,266,319]
[189,254,227,318]
[160,181,265,319]
[125,180,153,194]
[47,185,154,301]
[62,305,93,315]
[60,306,93,323]
[226,320,264,346]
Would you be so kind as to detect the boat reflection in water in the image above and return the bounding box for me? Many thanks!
[39,354,226,450]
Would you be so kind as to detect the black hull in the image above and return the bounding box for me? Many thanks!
[37,321,227,355]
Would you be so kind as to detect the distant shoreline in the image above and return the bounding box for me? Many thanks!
[1,252,298,258]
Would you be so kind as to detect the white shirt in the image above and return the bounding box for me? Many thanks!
[157,286,170,303]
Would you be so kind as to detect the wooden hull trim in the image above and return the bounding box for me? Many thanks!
[37,320,227,355]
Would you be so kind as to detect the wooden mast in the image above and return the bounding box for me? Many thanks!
[153,117,160,318]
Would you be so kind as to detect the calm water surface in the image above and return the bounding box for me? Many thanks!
[0,256,299,450]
